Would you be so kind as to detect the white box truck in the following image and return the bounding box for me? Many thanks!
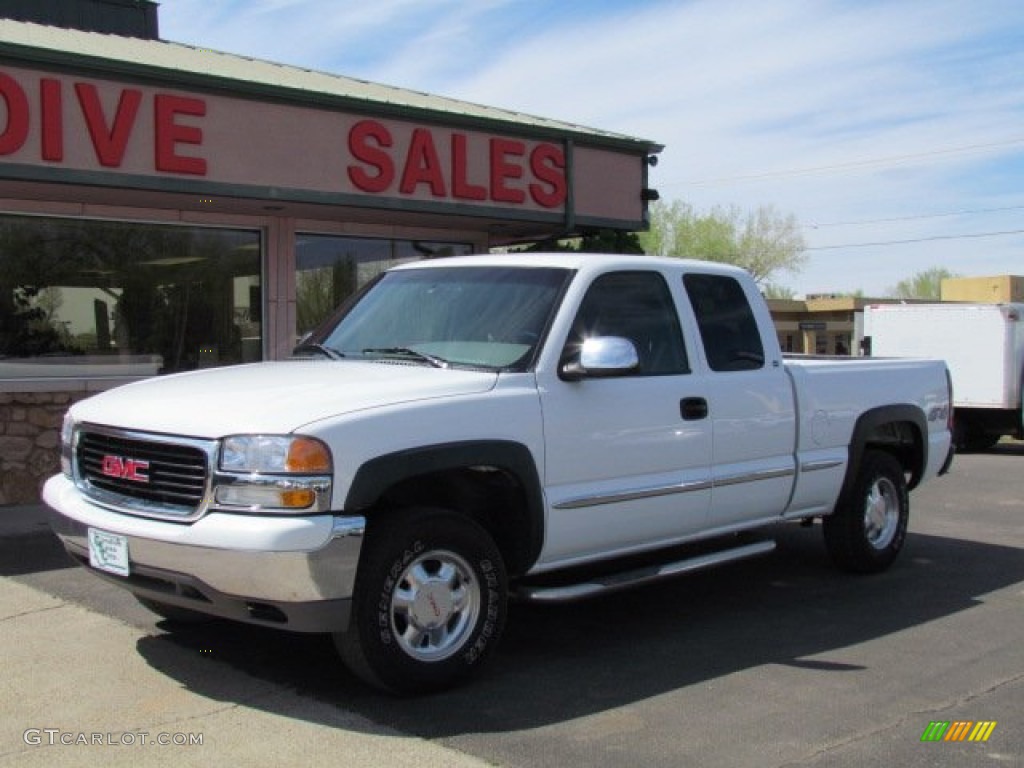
[864,302,1024,450]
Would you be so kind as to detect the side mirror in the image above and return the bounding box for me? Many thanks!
[560,336,639,381]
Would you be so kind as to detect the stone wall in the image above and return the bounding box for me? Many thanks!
[0,391,86,505]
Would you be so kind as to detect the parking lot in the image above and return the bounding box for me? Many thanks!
[1,445,1021,767]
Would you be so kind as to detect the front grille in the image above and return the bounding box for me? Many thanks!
[77,429,211,517]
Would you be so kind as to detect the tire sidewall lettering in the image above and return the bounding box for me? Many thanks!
[376,539,425,646]
[463,557,502,666]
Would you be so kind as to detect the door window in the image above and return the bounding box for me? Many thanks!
[563,271,688,375]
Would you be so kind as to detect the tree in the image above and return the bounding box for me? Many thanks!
[638,200,807,286]
[523,229,644,254]
[761,283,796,300]
[887,267,958,299]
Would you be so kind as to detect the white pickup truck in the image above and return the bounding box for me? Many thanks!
[44,253,953,692]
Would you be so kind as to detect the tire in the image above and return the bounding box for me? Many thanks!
[823,450,909,573]
[135,596,213,625]
[335,507,507,694]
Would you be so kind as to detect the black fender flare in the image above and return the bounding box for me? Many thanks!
[841,405,928,499]
[344,440,545,571]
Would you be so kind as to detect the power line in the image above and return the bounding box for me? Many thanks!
[806,228,1024,251]
[668,136,1024,188]
[806,204,1024,229]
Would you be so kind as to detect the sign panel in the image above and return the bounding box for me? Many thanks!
[0,65,647,223]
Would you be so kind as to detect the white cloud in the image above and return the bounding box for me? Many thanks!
[158,0,1024,295]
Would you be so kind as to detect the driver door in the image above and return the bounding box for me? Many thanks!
[536,269,713,568]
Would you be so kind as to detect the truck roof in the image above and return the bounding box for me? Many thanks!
[391,252,752,278]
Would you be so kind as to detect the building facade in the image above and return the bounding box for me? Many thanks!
[768,274,1024,359]
[0,5,661,503]
[768,296,865,356]
[941,275,1024,303]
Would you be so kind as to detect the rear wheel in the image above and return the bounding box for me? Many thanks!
[335,507,507,693]
[824,450,909,573]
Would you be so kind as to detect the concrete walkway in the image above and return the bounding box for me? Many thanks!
[0,507,490,768]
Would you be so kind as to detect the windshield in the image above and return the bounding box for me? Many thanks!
[316,266,571,370]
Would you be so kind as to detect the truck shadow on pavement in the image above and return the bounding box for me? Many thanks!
[0,530,77,577]
[989,440,1024,457]
[133,522,1024,737]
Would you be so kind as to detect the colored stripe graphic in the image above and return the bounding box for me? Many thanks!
[920,721,997,743]
[968,722,997,742]
[945,721,973,741]
[921,722,949,742]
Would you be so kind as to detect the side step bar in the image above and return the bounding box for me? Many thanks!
[514,540,776,603]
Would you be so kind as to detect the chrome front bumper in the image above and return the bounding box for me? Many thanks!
[43,474,364,633]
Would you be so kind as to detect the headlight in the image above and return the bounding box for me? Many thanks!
[215,435,332,512]
[220,435,331,474]
[60,413,76,478]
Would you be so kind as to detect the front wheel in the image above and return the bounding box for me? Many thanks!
[335,508,507,694]
[823,450,909,573]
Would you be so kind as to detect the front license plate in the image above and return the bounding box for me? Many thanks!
[88,528,130,577]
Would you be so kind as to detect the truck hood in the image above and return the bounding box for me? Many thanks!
[70,360,499,437]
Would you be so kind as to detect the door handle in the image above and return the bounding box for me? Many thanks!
[680,397,708,421]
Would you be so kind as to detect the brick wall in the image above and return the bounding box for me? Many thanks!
[0,392,86,505]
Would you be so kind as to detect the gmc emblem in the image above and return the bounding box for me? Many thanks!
[101,455,151,484]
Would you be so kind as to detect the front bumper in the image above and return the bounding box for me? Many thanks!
[43,474,364,633]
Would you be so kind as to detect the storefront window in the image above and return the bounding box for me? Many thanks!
[295,235,472,337]
[0,215,261,378]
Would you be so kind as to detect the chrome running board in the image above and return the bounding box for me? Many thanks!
[514,540,776,603]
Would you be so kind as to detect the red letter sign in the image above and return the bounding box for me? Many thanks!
[490,138,526,204]
[400,128,446,196]
[348,120,395,193]
[451,133,486,201]
[75,83,142,167]
[529,144,566,208]
[40,79,64,162]
[155,94,206,175]
[0,73,29,155]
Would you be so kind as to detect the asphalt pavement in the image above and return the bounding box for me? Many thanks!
[1,446,1022,767]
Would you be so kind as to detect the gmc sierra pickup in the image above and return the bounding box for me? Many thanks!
[44,253,954,692]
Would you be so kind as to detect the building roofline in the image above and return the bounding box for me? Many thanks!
[0,19,664,155]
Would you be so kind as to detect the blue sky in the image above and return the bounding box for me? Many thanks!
[159,0,1024,297]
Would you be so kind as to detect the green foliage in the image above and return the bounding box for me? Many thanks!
[887,267,958,299]
[761,283,796,300]
[296,259,357,335]
[638,200,807,285]
[524,229,644,254]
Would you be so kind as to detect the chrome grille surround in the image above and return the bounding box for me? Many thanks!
[73,424,217,522]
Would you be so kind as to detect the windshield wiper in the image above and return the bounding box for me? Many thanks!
[293,342,344,360]
[362,347,449,368]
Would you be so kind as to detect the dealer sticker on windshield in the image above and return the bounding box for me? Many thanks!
[88,528,130,577]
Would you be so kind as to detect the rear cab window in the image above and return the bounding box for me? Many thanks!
[683,273,765,372]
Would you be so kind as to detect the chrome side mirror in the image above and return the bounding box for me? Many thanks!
[561,336,639,381]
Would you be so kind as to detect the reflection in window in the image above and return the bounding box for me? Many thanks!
[295,235,472,338]
[0,215,261,378]
[565,271,689,375]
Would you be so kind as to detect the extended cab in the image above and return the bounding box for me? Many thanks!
[44,254,954,692]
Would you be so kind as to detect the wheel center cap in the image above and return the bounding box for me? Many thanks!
[412,581,454,629]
